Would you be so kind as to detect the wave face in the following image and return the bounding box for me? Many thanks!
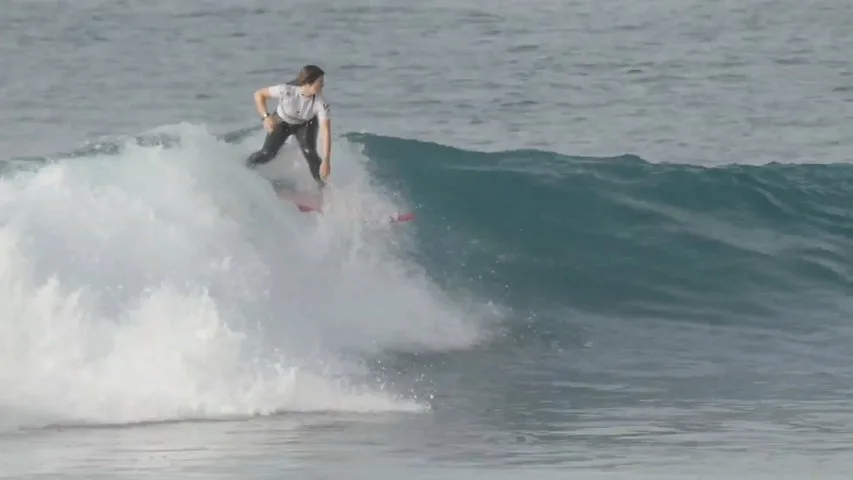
[3,125,851,434]
[0,125,487,431]
[347,132,853,330]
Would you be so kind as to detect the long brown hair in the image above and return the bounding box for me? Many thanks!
[288,65,325,86]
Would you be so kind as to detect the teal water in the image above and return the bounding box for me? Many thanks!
[2,0,853,478]
[351,133,853,322]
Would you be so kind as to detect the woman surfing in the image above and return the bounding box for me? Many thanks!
[244,64,331,189]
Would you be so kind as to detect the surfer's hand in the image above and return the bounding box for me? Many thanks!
[319,159,331,180]
[262,116,278,133]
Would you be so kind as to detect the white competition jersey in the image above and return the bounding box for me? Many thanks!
[267,83,330,125]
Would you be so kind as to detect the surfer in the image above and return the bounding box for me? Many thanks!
[244,65,331,189]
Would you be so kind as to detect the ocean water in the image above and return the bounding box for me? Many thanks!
[2,0,853,478]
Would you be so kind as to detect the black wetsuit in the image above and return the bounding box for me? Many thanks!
[245,115,325,188]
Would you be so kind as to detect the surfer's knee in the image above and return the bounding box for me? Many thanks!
[246,149,274,167]
[301,150,322,177]
[302,147,320,162]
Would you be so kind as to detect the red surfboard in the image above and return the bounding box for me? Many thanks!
[277,190,415,224]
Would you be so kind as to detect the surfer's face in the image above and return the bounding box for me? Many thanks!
[304,75,324,95]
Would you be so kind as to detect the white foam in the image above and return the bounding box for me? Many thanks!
[0,123,487,430]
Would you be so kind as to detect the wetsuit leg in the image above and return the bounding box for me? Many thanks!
[293,117,325,188]
[245,121,292,168]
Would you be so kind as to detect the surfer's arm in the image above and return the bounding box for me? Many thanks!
[320,119,331,161]
[253,85,285,118]
[316,99,332,161]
